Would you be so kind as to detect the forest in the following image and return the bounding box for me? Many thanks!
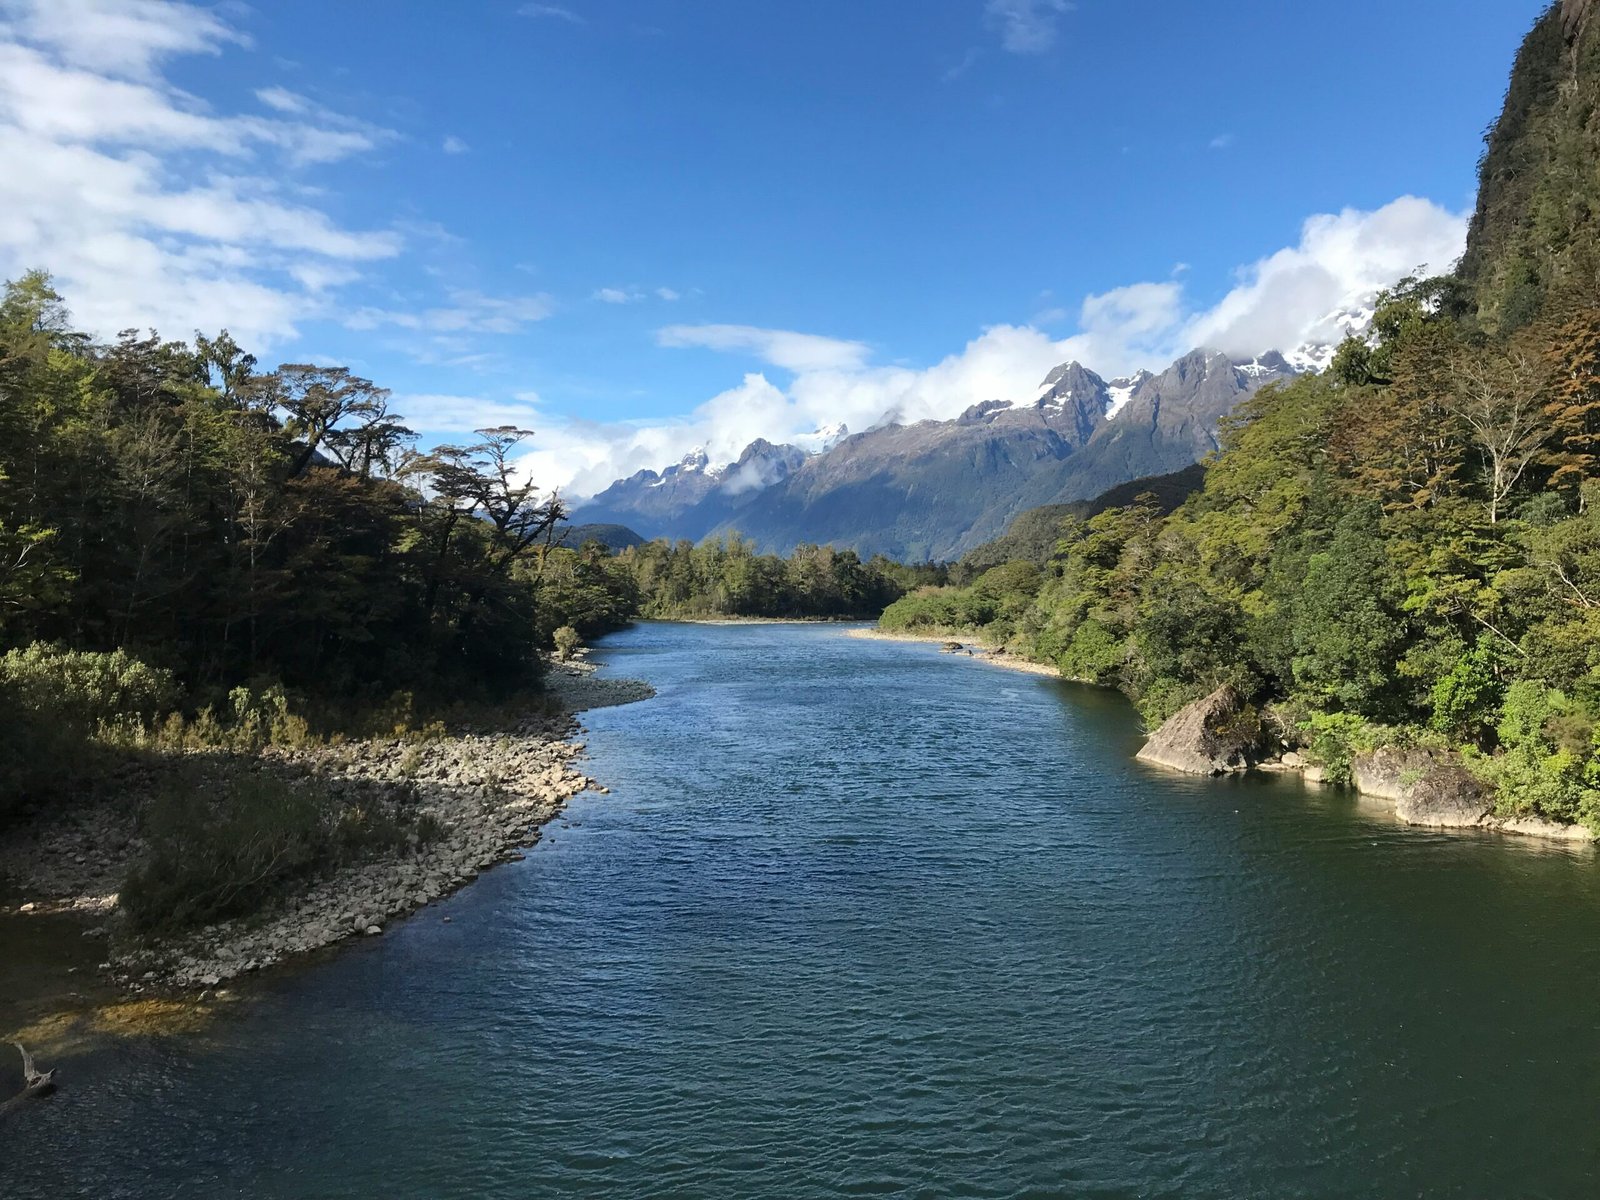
[0,273,925,834]
[881,1,1600,830]
[884,280,1600,826]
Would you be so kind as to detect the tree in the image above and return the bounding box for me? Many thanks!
[1446,344,1555,523]
[1541,308,1600,503]
[1291,503,1411,718]
[260,364,392,476]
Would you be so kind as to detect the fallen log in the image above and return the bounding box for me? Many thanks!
[0,1042,56,1121]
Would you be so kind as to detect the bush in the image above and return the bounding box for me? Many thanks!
[121,764,423,931]
[122,769,331,931]
[1468,681,1600,827]
[1292,710,1386,786]
[0,642,177,732]
[0,643,178,820]
[553,625,582,660]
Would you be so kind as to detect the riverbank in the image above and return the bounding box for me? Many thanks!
[847,625,1062,678]
[868,627,1595,846]
[0,656,656,1006]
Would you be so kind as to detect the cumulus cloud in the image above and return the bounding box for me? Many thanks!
[524,196,1466,500]
[985,0,1074,55]
[441,134,470,155]
[1184,196,1467,357]
[0,0,403,347]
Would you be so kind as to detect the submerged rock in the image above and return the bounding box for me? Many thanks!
[1136,686,1264,776]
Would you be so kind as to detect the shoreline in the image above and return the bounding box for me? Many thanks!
[649,615,870,626]
[846,625,1063,678]
[0,656,656,1029]
[859,625,1594,845]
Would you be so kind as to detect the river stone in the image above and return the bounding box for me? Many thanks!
[1136,686,1264,776]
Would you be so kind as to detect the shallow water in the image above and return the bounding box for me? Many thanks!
[4,621,1600,1197]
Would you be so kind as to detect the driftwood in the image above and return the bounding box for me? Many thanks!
[0,1042,56,1120]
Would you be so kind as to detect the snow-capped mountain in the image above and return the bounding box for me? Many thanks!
[1284,301,1376,373]
[574,337,1322,560]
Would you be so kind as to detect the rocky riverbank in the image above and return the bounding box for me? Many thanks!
[0,657,656,998]
[1137,686,1595,845]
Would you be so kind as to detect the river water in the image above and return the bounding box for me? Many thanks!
[4,621,1600,1197]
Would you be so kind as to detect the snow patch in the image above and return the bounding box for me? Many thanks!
[1104,370,1149,419]
[792,422,850,453]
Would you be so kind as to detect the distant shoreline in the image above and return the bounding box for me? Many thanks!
[846,626,1062,678]
[649,615,870,626]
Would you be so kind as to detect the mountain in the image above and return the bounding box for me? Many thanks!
[557,522,646,551]
[1458,0,1600,331]
[957,463,1208,576]
[574,340,1330,561]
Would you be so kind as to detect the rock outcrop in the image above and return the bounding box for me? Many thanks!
[1136,686,1264,776]
[1349,748,1594,840]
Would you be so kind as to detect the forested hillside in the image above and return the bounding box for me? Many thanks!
[0,276,919,831]
[884,2,1600,831]
[1459,0,1599,330]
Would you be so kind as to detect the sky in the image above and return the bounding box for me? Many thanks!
[0,0,1551,499]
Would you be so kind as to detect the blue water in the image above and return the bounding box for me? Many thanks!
[5,622,1600,1197]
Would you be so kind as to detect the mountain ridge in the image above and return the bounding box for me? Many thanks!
[575,329,1348,560]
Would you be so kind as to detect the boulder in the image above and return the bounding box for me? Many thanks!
[1136,686,1265,776]
[1352,748,1493,827]
[1396,763,1494,828]
[1350,747,1433,802]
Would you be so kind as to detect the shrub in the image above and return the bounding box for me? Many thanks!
[553,625,582,660]
[122,769,331,931]
[121,765,425,931]
[1292,710,1385,786]
[1468,681,1600,827]
[0,644,178,819]
[0,642,177,732]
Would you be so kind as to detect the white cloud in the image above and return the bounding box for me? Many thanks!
[985,0,1074,55]
[346,290,555,336]
[1208,132,1235,151]
[596,285,683,304]
[442,134,470,154]
[394,392,548,435]
[518,4,583,23]
[657,323,871,372]
[943,47,981,81]
[1184,196,1467,358]
[256,86,310,115]
[529,196,1467,500]
[0,0,247,79]
[0,0,405,348]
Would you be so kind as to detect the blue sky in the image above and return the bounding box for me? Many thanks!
[0,0,1548,495]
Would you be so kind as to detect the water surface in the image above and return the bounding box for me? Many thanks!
[4,622,1600,1197]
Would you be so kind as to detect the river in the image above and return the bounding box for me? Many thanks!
[4,621,1600,1197]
